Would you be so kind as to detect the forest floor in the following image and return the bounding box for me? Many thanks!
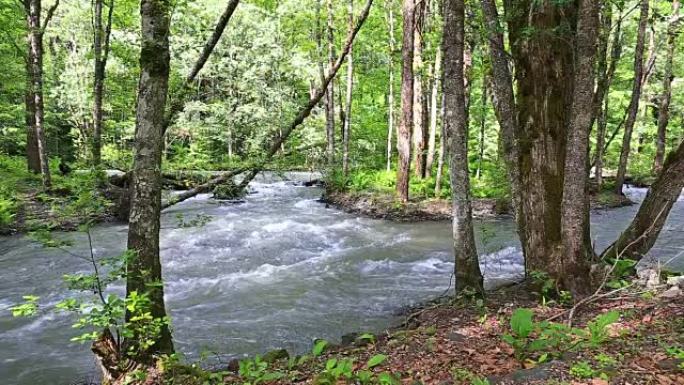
[166,277,684,385]
[323,188,634,222]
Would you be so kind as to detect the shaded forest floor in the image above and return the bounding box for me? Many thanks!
[165,280,684,385]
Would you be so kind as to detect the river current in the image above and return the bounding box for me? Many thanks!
[1,172,682,385]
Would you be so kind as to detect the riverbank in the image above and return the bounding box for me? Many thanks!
[323,189,634,222]
[162,277,683,385]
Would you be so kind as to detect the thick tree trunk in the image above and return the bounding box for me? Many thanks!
[614,0,649,195]
[396,0,414,202]
[126,0,174,357]
[603,139,684,261]
[342,0,354,175]
[426,49,441,176]
[444,0,483,294]
[25,0,58,189]
[412,1,428,178]
[386,0,396,172]
[91,0,114,166]
[25,59,40,173]
[559,0,599,296]
[654,0,680,174]
[325,0,337,164]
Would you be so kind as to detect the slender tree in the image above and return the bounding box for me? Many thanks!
[654,0,681,174]
[614,0,649,195]
[426,48,441,175]
[325,0,337,164]
[386,0,396,172]
[91,0,114,166]
[444,0,483,294]
[342,0,354,175]
[413,0,428,178]
[126,0,174,357]
[23,0,60,188]
[396,0,415,201]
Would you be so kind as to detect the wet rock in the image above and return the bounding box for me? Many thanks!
[487,363,556,384]
[340,332,359,346]
[262,348,289,363]
[666,275,684,289]
[227,358,240,373]
[213,181,246,200]
[660,286,682,299]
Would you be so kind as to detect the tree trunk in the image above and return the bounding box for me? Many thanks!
[444,0,483,294]
[594,2,624,189]
[426,48,441,176]
[325,0,337,164]
[559,0,599,296]
[654,0,680,174]
[25,0,58,189]
[480,0,524,251]
[25,59,40,173]
[91,0,114,166]
[412,1,428,178]
[435,91,446,196]
[475,76,487,179]
[603,139,684,261]
[342,0,354,175]
[386,0,396,172]
[614,0,649,195]
[396,0,415,202]
[126,0,174,358]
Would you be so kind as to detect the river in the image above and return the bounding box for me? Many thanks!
[1,172,682,385]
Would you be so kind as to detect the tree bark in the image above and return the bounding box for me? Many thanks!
[475,75,487,179]
[435,89,446,196]
[126,0,174,357]
[559,0,599,295]
[396,0,414,202]
[342,0,354,175]
[594,2,624,189]
[614,0,649,195]
[412,1,428,178]
[426,48,441,176]
[480,0,524,251]
[444,0,483,294]
[325,0,337,164]
[654,0,680,174]
[25,58,40,173]
[386,0,396,172]
[602,139,684,261]
[25,0,58,189]
[91,0,114,166]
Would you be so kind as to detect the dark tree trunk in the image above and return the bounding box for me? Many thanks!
[386,0,396,172]
[480,0,524,252]
[396,0,415,202]
[426,49,441,176]
[25,59,40,173]
[126,0,174,358]
[325,0,337,164]
[25,0,58,189]
[614,0,649,195]
[603,139,684,261]
[91,0,114,166]
[654,0,680,174]
[444,0,483,294]
[412,1,428,178]
[559,0,599,295]
[475,75,487,179]
[342,0,354,175]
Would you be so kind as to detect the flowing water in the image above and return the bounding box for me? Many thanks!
[1,172,682,385]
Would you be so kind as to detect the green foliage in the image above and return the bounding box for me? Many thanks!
[312,339,329,357]
[238,355,285,385]
[502,309,622,364]
[366,354,387,368]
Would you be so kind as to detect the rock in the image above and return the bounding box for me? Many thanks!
[447,332,466,342]
[666,275,684,289]
[488,363,557,384]
[660,286,682,299]
[262,348,289,363]
[212,181,246,200]
[637,268,660,289]
[227,358,240,373]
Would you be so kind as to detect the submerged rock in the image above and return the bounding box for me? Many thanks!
[212,181,246,200]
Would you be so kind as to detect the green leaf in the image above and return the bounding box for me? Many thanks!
[366,354,387,368]
[312,339,328,357]
[325,358,337,370]
[510,308,535,338]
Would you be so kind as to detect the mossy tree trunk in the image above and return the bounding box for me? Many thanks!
[396,0,415,202]
[126,0,174,358]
